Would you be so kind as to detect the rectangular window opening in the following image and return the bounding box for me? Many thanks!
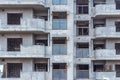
[116,65,120,77]
[76,43,89,58]
[93,19,106,28]
[52,12,67,30]
[7,13,22,25]
[76,64,89,79]
[52,63,67,80]
[34,63,48,72]
[94,64,104,72]
[52,37,67,55]
[7,38,22,51]
[116,0,120,9]
[93,0,106,6]
[53,63,67,69]
[34,34,48,46]
[115,22,120,32]
[115,43,120,55]
[7,63,22,78]
[76,0,89,14]
[76,21,89,36]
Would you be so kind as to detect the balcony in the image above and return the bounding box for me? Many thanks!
[0,19,46,33]
[94,72,116,80]
[94,26,120,38]
[95,4,120,17]
[0,0,46,8]
[93,49,120,60]
[0,72,48,80]
[0,45,46,58]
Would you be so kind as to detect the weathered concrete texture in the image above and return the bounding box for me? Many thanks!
[0,0,120,80]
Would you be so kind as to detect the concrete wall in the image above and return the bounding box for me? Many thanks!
[0,0,119,80]
[48,0,74,80]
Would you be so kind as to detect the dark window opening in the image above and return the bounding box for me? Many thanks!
[76,0,89,14]
[93,61,113,72]
[76,21,89,36]
[35,40,48,46]
[115,22,120,32]
[77,43,89,48]
[116,0,120,9]
[53,37,66,44]
[77,6,88,14]
[116,65,120,77]
[78,28,89,35]
[94,65,104,72]
[53,12,67,19]
[94,44,105,50]
[34,63,48,72]
[7,63,22,78]
[7,38,22,51]
[76,65,89,70]
[53,63,66,69]
[76,0,88,5]
[33,10,48,21]
[7,13,22,25]
[115,43,120,55]
[93,0,106,7]
[93,19,106,28]
[34,34,48,46]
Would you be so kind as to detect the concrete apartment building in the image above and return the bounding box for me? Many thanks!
[0,0,120,80]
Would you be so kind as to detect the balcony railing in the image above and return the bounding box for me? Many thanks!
[76,48,89,58]
[95,72,116,80]
[0,0,45,5]
[94,49,120,60]
[0,45,46,58]
[52,44,67,55]
[0,19,45,32]
[0,70,48,79]
[21,72,47,80]
[53,69,67,80]
[21,45,45,54]
[76,70,89,79]
[94,26,120,38]
[95,4,120,17]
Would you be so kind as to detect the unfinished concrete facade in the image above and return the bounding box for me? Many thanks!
[0,0,120,80]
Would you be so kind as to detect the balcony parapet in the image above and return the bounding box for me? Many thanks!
[94,26,120,38]
[95,4,120,17]
[0,0,46,6]
[0,45,46,58]
[0,19,46,33]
